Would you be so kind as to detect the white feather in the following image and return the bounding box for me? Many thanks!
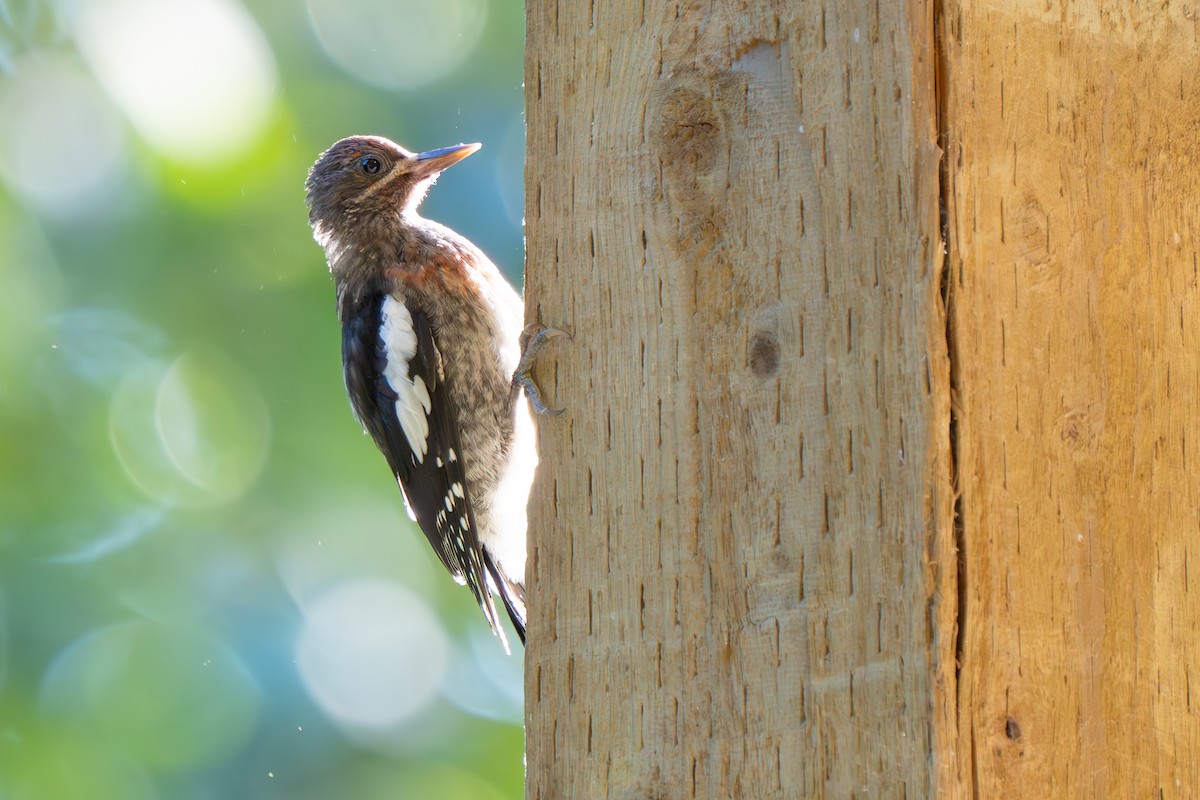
[379,296,433,461]
[485,395,536,582]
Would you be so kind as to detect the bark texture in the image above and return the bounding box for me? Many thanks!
[944,3,1200,795]
[524,0,948,796]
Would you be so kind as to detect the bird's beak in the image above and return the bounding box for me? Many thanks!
[414,142,481,176]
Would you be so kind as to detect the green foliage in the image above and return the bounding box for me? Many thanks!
[0,0,526,796]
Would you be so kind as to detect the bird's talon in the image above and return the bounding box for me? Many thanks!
[524,383,565,416]
[519,322,572,354]
[516,322,570,415]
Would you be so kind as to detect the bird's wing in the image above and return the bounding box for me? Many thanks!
[341,290,508,645]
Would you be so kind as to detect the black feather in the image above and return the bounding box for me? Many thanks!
[340,290,513,645]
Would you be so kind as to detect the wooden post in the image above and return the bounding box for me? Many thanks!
[524,0,1200,796]
[523,0,948,796]
[943,3,1200,795]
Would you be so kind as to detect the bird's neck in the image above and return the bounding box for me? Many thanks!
[326,212,486,307]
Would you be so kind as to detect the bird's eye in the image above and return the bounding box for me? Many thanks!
[360,156,382,175]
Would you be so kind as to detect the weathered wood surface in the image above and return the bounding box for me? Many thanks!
[944,2,1200,795]
[523,0,948,796]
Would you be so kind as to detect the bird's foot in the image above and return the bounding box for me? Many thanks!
[515,322,571,416]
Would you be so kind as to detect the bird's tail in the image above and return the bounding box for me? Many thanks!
[483,550,527,647]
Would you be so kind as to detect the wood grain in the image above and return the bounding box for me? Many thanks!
[523,0,948,796]
[944,2,1200,795]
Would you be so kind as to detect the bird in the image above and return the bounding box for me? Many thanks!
[304,134,564,650]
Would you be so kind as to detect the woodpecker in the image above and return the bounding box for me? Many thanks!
[305,135,563,650]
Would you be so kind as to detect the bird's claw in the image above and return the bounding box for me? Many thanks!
[516,323,571,416]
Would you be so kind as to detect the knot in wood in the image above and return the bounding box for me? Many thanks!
[657,86,721,178]
[1005,717,1022,740]
[749,331,781,377]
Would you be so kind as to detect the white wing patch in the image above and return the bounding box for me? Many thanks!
[379,296,433,462]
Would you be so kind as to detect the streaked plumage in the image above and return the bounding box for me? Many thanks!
[306,135,536,648]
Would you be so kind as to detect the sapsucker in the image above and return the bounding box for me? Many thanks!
[304,135,563,649]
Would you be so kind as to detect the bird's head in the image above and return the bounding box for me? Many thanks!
[305,135,480,245]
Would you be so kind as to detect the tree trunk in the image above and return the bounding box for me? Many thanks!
[943,3,1200,795]
[525,0,1200,795]
[523,0,949,796]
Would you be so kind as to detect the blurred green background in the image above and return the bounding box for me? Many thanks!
[0,0,527,797]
